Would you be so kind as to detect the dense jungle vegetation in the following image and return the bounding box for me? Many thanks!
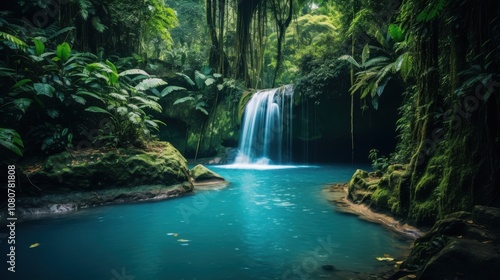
[1,0,499,224]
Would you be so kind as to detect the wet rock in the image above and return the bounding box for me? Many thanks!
[49,203,77,213]
[472,205,500,230]
[400,206,500,279]
[418,238,500,280]
[190,164,225,184]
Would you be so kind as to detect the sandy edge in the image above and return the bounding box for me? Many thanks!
[323,183,424,240]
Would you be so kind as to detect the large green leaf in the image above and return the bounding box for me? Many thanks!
[34,83,55,97]
[71,94,87,105]
[374,30,389,49]
[361,45,370,66]
[194,70,206,89]
[176,73,195,86]
[400,53,413,80]
[0,31,28,51]
[173,96,195,105]
[85,106,111,115]
[11,79,32,89]
[76,90,104,102]
[388,24,404,43]
[119,69,150,77]
[135,78,167,91]
[56,42,71,62]
[338,55,360,68]
[158,86,186,97]
[13,98,32,113]
[33,38,45,56]
[205,78,216,87]
[48,27,76,40]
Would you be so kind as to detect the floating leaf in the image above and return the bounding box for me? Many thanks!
[375,257,394,262]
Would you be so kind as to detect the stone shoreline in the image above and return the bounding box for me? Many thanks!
[0,179,231,225]
[0,183,193,225]
[323,182,424,240]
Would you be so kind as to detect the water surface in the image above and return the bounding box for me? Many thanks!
[3,165,409,280]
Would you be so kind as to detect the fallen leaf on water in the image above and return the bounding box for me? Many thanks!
[375,257,394,262]
[29,243,40,248]
[396,261,403,265]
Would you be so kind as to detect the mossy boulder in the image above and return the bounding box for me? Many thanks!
[400,206,500,280]
[190,164,226,185]
[347,165,410,217]
[22,141,192,192]
[348,169,380,202]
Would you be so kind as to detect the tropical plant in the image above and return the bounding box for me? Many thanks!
[368,149,391,172]
[339,24,413,109]
[80,60,166,147]
[0,128,24,156]
[164,68,224,115]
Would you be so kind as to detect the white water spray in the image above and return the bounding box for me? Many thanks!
[234,85,294,165]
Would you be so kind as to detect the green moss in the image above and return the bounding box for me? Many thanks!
[410,194,439,226]
[24,141,192,192]
[190,164,225,181]
[414,155,446,201]
[372,187,390,206]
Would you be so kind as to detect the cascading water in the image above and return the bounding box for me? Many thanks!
[234,85,294,165]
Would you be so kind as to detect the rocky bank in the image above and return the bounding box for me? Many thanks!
[0,141,226,222]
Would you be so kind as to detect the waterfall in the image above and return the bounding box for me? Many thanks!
[234,85,294,165]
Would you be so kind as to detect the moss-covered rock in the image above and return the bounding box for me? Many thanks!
[190,164,225,183]
[400,206,500,280]
[347,165,410,217]
[22,141,192,192]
